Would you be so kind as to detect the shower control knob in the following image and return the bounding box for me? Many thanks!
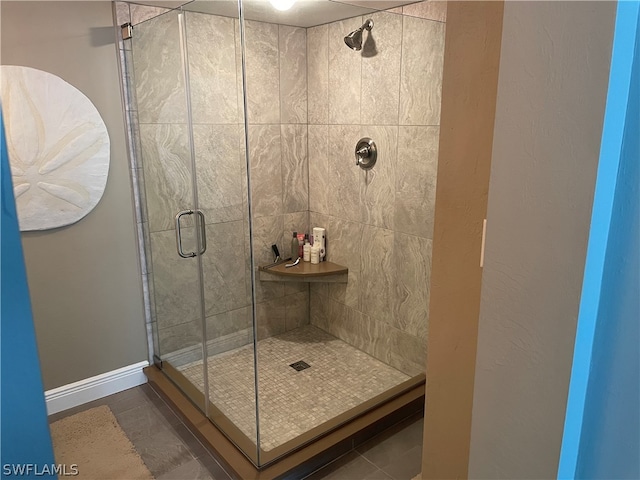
[355,138,377,170]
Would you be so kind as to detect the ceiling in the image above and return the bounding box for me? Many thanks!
[127,0,418,27]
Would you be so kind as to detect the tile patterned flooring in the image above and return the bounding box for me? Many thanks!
[178,325,411,451]
[49,385,424,479]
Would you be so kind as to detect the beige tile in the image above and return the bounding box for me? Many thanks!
[279,25,307,124]
[244,20,280,123]
[326,216,363,272]
[359,225,395,322]
[180,326,408,451]
[251,215,285,303]
[310,281,329,299]
[193,124,244,224]
[387,326,427,376]
[132,11,185,124]
[256,298,286,340]
[360,125,397,229]
[284,211,309,240]
[329,17,363,125]
[140,124,191,233]
[328,125,362,223]
[115,2,130,27]
[201,221,248,316]
[395,126,439,238]
[248,124,282,218]
[186,12,238,124]
[322,298,353,342]
[151,229,201,331]
[342,307,391,366]
[157,316,202,356]
[308,125,330,215]
[402,1,447,23]
[282,124,309,214]
[399,16,445,125]
[285,291,310,331]
[361,12,403,125]
[307,25,329,125]
[205,306,252,341]
[130,4,170,25]
[328,270,360,310]
[310,291,331,331]
[393,233,431,342]
[234,19,245,124]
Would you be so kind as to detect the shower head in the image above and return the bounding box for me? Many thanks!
[344,19,374,51]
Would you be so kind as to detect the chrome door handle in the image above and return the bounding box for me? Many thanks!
[195,210,206,255]
[175,209,207,258]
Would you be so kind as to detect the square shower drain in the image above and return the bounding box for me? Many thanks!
[289,360,311,371]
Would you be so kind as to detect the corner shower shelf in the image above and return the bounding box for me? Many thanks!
[259,261,348,283]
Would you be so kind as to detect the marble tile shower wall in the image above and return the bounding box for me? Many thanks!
[307,11,445,376]
[123,2,444,374]
[131,10,310,356]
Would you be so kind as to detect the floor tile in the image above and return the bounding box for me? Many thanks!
[363,468,394,480]
[47,381,425,480]
[130,426,194,477]
[305,451,361,479]
[378,445,422,480]
[171,423,211,459]
[157,458,215,480]
[178,325,409,451]
[306,452,381,480]
[107,385,155,415]
[356,415,423,471]
[114,403,178,442]
[197,453,232,480]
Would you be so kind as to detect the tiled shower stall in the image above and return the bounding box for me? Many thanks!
[116,0,445,466]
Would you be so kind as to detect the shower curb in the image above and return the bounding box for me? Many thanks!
[145,366,425,479]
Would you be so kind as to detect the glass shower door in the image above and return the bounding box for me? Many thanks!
[129,5,260,464]
[130,9,211,415]
[179,7,260,462]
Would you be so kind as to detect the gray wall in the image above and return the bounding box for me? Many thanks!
[308,9,445,376]
[468,2,616,477]
[0,1,148,390]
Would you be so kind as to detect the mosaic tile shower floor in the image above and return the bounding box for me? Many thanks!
[178,325,410,451]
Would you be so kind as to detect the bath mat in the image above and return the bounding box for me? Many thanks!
[50,405,154,480]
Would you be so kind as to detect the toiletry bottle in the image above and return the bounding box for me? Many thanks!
[303,238,311,262]
[291,232,298,260]
[297,233,305,259]
[310,244,320,264]
[313,227,326,262]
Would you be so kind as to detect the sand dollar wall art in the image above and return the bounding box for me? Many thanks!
[0,65,110,231]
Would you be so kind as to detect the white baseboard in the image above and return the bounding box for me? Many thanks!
[45,360,149,416]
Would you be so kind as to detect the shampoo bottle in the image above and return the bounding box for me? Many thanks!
[303,239,311,262]
[297,233,305,259]
[291,232,299,260]
[310,245,320,264]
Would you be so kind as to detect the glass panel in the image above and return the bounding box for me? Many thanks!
[126,0,442,468]
[236,0,439,464]
[130,9,209,413]
[181,8,260,464]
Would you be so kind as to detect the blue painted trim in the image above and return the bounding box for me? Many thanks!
[558,3,640,479]
[0,113,57,475]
